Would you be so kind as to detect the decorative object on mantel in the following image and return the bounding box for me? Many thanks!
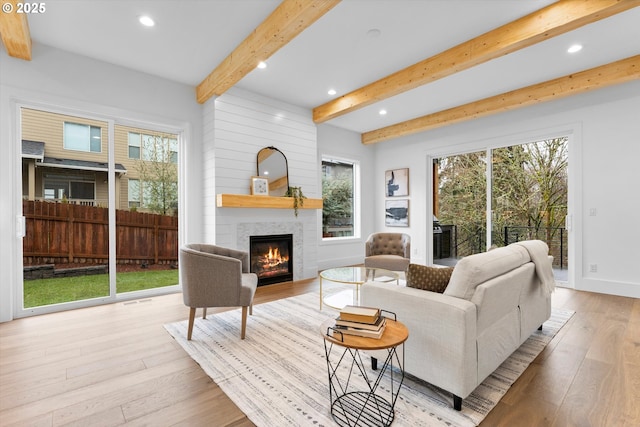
[250,176,269,196]
[257,146,289,197]
[284,186,306,216]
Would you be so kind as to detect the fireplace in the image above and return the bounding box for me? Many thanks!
[250,234,293,286]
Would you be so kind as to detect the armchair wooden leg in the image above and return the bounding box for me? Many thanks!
[202,307,207,319]
[241,306,248,340]
[187,307,196,341]
[249,303,253,316]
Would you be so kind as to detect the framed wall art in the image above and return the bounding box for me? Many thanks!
[385,168,409,197]
[250,176,269,196]
[385,199,409,227]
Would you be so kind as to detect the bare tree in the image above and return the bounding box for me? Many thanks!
[438,151,487,255]
[438,138,568,253]
[135,135,178,216]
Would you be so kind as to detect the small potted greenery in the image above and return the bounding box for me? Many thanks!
[284,186,306,216]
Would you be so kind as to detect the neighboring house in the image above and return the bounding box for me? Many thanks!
[20,108,177,213]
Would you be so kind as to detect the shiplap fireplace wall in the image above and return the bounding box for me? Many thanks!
[202,87,320,281]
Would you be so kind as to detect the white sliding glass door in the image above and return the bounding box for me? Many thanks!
[434,137,569,282]
[18,106,181,316]
[21,107,112,310]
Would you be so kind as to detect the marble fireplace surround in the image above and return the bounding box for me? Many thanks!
[237,222,304,282]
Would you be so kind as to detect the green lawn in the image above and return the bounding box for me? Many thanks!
[23,270,179,308]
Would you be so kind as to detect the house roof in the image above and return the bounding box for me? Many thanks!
[40,157,127,174]
[22,140,127,173]
[21,140,44,160]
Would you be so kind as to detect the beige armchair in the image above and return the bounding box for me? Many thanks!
[179,244,258,340]
[364,232,411,272]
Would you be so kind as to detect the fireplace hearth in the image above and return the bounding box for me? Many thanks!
[250,234,293,286]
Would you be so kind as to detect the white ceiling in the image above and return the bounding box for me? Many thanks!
[25,0,640,135]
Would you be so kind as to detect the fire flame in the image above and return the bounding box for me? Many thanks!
[263,246,289,268]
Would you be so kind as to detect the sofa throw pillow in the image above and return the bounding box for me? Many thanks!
[406,264,454,293]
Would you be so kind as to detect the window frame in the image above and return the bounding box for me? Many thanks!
[63,122,102,153]
[128,132,141,159]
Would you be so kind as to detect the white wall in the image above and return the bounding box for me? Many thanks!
[316,124,376,269]
[371,81,640,298]
[205,87,320,280]
[0,44,204,322]
[2,44,637,325]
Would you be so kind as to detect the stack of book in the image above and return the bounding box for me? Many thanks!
[333,305,386,339]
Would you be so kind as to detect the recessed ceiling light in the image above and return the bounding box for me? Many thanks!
[367,29,381,38]
[567,44,582,53]
[139,16,155,27]
[257,61,267,69]
[379,109,387,116]
[328,89,336,96]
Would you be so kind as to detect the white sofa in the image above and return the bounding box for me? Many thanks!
[360,240,554,410]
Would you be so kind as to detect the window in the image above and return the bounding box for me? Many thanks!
[64,122,101,152]
[128,178,160,209]
[322,157,358,238]
[43,174,95,202]
[129,132,178,164]
[128,178,140,208]
[128,133,141,159]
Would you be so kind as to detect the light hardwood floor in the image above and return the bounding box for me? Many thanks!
[1,279,638,426]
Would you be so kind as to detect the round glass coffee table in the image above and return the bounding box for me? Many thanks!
[319,266,399,310]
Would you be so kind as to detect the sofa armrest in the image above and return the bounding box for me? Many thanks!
[361,281,478,398]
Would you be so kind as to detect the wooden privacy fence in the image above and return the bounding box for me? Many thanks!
[22,200,178,266]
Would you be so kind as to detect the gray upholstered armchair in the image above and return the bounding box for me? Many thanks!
[364,232,411,272]
[179,244,258,340]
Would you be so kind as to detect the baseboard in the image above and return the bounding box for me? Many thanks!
[577,278,640,298]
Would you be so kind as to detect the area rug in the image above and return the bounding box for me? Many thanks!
[164,291,573,426]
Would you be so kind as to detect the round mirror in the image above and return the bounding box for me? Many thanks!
[257,146,289,196]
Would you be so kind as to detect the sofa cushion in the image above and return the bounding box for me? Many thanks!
[443,245,530,300]
[406,264,453,293]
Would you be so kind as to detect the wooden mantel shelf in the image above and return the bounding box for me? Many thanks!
[216,194,323,209]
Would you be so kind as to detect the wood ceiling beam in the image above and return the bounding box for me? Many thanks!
[196,0,340,104]
[361,55,640,145]
[0,0,32,60]
[313,0,639,123]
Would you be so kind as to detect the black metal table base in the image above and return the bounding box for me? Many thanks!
[323,342,404,427]
[331,391,394,427]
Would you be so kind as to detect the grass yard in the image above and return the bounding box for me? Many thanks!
[23,269,179,308]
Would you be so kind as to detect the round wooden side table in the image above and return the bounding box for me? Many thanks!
[320,317,409,426]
